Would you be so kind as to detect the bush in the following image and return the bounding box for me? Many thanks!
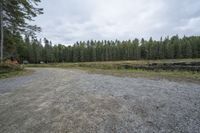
[0,63,24,74]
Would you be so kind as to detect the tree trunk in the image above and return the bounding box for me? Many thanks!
[0,3,3,63]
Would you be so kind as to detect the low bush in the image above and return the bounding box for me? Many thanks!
[0,63,24,74]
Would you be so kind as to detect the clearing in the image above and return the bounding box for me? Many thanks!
[0,68,200,133]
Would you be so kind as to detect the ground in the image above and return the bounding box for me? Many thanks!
[0,68,200,133]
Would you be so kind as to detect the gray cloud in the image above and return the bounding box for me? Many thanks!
[33,0,200,44]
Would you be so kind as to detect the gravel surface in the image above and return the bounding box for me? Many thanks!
[0,68,200,133]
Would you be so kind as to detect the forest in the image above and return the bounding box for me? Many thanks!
[4,31,200,63]
[0,0,199,64]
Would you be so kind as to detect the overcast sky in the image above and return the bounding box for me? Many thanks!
[33,0,200,45]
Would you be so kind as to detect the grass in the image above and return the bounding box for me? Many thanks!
[26,58,200,68]
[0,69,32,79]
[0,63,31,79]
[85,68,200,83]
[26,58,200,82]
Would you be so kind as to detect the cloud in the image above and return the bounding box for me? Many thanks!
[33,0,200,44]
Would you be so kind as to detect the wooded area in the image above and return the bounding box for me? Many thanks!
[3,33,200,63]
[0,0,43,63]
[0,0,199,63]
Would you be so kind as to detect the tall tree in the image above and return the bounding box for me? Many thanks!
[0,0,43,62]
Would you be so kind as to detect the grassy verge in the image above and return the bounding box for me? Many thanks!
[0,64,32,79]
[26,58,200,69]
[26,59,200,83]
[0,69,33,79]
[83,68,200,83]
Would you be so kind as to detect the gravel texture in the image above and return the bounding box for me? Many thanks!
[0,68,200,133]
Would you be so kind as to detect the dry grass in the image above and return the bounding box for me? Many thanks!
[26,58,200,69]
[0,63,30,79]
[84,68,200,83]
[26,59,200,82]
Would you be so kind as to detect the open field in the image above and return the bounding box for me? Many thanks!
[26,58,200,69]
[26,59,200,82]
[1,59,199,132]
[85,68,200,83]
[0,68,200,133]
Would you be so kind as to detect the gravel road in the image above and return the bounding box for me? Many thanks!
[0,68,200,133]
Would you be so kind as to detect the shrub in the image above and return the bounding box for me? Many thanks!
[0,63,24,74]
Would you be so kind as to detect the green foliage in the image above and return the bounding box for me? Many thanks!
[0,63,26,79]
[3,34,200,63]
[1,0,43,35]
[0,63,23,73]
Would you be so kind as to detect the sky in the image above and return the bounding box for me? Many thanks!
[33,0,200,45]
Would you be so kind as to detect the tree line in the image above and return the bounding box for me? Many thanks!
[4,32,200,63]
[1,1,200,64]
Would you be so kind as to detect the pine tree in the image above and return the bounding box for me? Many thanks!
[0,0,43,62]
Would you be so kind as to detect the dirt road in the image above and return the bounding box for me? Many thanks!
[0,68,199,133]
